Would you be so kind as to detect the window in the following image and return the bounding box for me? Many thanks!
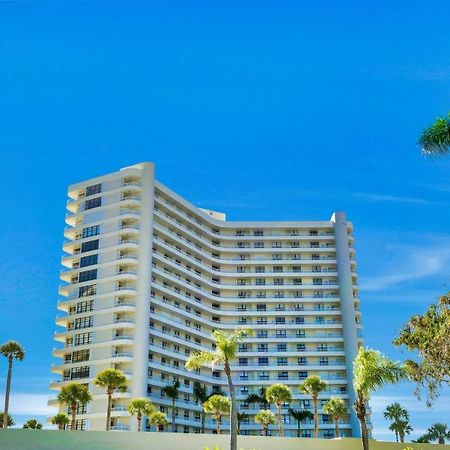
[299,371,308,379]
[80,254,98,268]
[257,317,267,325]
[70,366,90,380]
[277,357,288,366]
[74,300,93,315]
[256,304,266,311]
[81,239,99,253]
[257,331,268,338]
[239,344,248,352]
[255,266,265,273]
[297,344,306,352]
[276,330,286,338]
[258,357,268,366]
[258,344,268,352]
[277,343,286,352]
[84,197,102,210]
[240,371,248,380]
[79,269,97,282]
[78,285,96,298]
[319,357,329,366]
[298,357,307,365]
[239,358,248,366]
[71,350,90,363]
[296,330,306,338]
[82,225,100,238]
[259,371,269,380]
[276,317,285,324]
[254,230,264,236]
[74,332,93,346]
[85,183,102,196]
[278,371,288,380]
[75,316,93,329]
[295,317,304,324]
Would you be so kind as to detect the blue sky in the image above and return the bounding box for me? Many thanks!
[0,0,449,440]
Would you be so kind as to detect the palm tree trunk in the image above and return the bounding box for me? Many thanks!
[395,430,398,442]
[225,361,237,450]
[360,417,370,450]
[297,420,301,438]
[277,404,283,436]
[70,402,77,431]
[263,424,267,436]
[313,397,318,438]
[399,431,404,443]
[106,390,112,431]
[201,410,206,433]
[2,357,12,429]
[334,418,339,438]
[172,399,176,432]
[137,415,141,432]
[354,396,369,450]
[216,416,221,434]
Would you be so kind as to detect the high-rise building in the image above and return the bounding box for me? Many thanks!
[50,162,363,437]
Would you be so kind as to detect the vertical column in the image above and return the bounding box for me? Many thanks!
[131,163,155,426]
[331,211,360,437]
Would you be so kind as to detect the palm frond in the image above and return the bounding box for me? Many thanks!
[419,113,450,156]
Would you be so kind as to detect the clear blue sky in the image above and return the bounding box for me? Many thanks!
[0,0,449,440]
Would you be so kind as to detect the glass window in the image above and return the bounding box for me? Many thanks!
[78,285,96,298]
[81,240,99,253]
[82,225,100,238]
[74,332,93,346]
[79,269,97,282]
[80,254,98,268]
[84,197,101,210]
[85,183,102,196]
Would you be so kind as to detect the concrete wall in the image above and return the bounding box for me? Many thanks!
[0,430,447,450]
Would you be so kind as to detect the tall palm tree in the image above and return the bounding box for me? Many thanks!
[323,397,348,438]
[23,418,43,429]
[149,411,169,432]
[419,113,450,156]
[236,412,249,435]
[94,368,127,431]
[353,347,404,450]
[246,387,269,410]
[426,423,450,444]
[193,382,209,433]
[203,394,231,435]
[383,402,409,442]
[288,408,313,438]
[265,383,292,437]
[127,398,154,432]
[57,382,92,431]
[51,413,69,430]
[0,341,25,429]
[185,329,248,450]
[254,409,276,436]
[389,419,412,443]
[299,375,327,438]
[162,380,180,433]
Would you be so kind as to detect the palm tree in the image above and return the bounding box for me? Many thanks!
[149,411,169,432]
[162,380,180,432]
[185,329,247,450]
[23,418,43,429]
[254,409,276,436]
[353,347,404,450]
[383,403,409,442]
[193,382,209,433]
[265,383,292,437]
[94,368,127,431]
[426,423,450,444]
[323,398,348,438]
[389,419,412,443]
[127,398,154,432]
[419,113,450,156]
[299,375,327,438]
[57,382,92,431]
[0,412,14,428]
[236,412,249,435]
[51,413,70,430]
[246,387,270,410]
[0,341,25,429]
[288,408,313,438]
[203,394,231,435]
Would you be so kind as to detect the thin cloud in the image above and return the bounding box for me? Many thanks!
[2,393,57,416]
[353,192,433,205]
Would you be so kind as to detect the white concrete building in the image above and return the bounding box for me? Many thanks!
[51,162,364,437]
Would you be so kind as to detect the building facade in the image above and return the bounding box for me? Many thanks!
[51,162,363,437]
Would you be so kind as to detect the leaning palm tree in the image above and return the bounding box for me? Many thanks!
[383,402,409,442]
[323,397,348,438]
[288,408,313,438]
[0,341,25,429]
[149,411,169,432]
[236,412,249,435]
[162,380,180,433]
[299,375,327,438]
[203,394,231,435]
[185,329,248,450]
[426,423,450,445]
[23,418,43,429]
[254,409,276,436]
[265,383,292,437]
[94,368,127,431]
[127,398,154,432]
[51,413,70,430]
[193,382,209,433]
[419,113,450,156]
[57,382,92,431]
[353,347,404,450]
[389,419,412,443]
[246,386,270,410]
